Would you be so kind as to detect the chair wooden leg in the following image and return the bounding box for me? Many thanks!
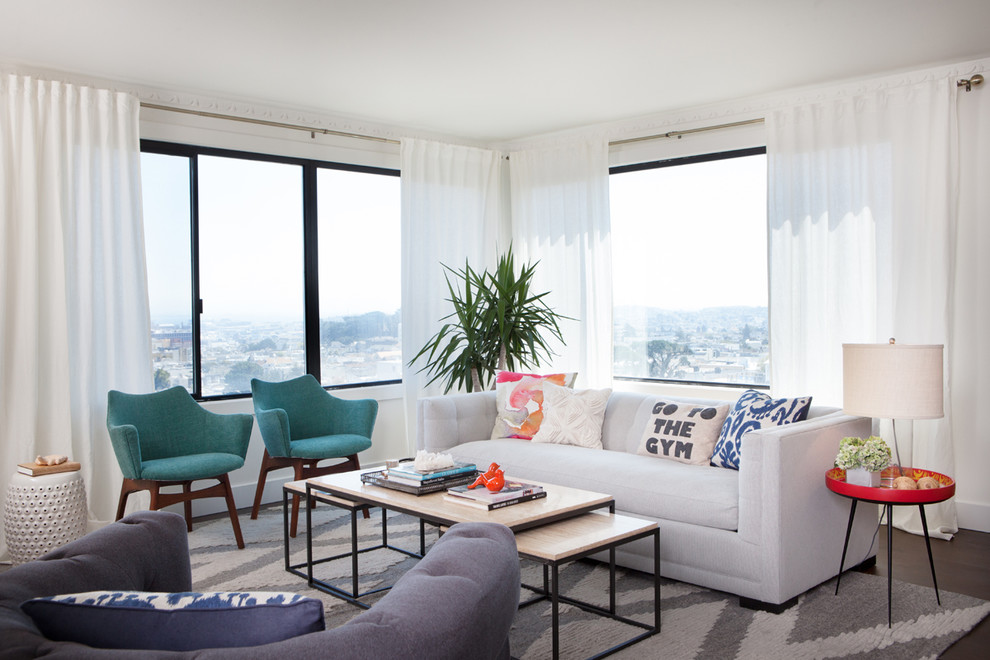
[115,483,131,521]
[149,483,161,514]
[116,479,159,520]
[219,474,245,550]
[115,476,245,549]
[182,482,193,531]
[251,450,273,520]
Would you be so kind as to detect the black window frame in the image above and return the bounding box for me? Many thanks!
[609,146,770,390]
[141,139,402,401]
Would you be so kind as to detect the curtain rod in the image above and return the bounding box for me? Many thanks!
[611,74,984,146]
[141,100,761,149]
[140,102,401,145]
[609,118,765,147]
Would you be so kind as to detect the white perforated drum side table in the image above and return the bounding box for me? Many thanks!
[4,470,88,564]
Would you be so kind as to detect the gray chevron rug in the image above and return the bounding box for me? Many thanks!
[189,506,989,659]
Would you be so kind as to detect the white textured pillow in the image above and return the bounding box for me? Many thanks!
[531,382,612,449]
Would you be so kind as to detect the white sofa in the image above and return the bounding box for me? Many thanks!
[417,389,879,610]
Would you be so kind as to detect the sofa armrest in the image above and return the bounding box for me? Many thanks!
[0,511,191,659]
[417,391,498,452]
[198,522,520,660]
[738,411,874,600]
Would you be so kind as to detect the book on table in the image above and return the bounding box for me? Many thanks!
[441,490,547,511]
[446,479,544,505]
[360,470,476,496]
[387,460,478,481]
[384,471,475,488]
[17,461,81,476]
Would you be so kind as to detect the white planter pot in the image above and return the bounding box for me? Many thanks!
[845,467,881,488]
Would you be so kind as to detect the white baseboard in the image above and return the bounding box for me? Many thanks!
[956,500,990,533]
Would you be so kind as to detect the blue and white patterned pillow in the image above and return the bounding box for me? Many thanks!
[710,390,813,470]
[21,591,325,651]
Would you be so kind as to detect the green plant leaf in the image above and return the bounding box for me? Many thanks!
[407,244,574,393]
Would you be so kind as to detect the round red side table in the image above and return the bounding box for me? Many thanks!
[825,466,955,627]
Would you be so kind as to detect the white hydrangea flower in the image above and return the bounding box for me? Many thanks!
[835,436,891,472]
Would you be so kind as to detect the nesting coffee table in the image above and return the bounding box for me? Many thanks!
[287,469,661,659]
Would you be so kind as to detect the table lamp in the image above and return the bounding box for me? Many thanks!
[842,339,944,473]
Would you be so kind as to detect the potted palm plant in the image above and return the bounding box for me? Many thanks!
[410,247,570,393]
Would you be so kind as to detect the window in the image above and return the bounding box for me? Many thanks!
[199,156,306,396]
[317,168,401,386]
[143,152,194,392]
[610,148,769,387]
[141,141,401,399]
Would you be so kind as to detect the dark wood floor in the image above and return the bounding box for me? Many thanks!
[860,525,990,659]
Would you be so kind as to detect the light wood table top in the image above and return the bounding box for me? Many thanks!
[304,469,614,532]
[284,479,366,509]
[514,510,658,562]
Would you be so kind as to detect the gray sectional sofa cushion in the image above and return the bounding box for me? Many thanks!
[418,388,879,609]
[0,511,520,659]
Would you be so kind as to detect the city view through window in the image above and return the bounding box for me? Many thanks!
[142,149,401,397]
[610,150,769,386]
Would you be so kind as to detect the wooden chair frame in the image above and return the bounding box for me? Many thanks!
[116,474,244,549]
[251,450,368,537]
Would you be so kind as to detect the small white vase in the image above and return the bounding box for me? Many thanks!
[845,467,881,487]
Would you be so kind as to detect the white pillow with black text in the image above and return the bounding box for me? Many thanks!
[637,400,730,465]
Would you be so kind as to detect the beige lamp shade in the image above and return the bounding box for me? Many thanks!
[842,341,944,419]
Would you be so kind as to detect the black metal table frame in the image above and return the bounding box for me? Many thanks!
[299,480,618,610]
[518,525,661,660]
[281,486,429,608]
[833,496,941,627]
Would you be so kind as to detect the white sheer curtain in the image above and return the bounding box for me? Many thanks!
[951,69,990,534]
[400,138,504,449]
[767,76,958,537]
[508,137,612,388]
[0,74,152,558]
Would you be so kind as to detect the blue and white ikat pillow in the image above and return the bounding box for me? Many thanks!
[21,591,325,651]
[710,389,813,470]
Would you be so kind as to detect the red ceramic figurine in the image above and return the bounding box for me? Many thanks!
[468,462,505,492]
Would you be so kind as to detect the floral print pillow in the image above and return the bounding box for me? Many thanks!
[490,371,577,439]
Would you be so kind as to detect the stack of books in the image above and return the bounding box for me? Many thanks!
[361,460,478,496]
[443,479,546,510]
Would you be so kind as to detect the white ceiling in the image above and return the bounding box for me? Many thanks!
[1,0,988,142]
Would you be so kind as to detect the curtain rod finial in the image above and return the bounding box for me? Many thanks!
[958,74,984,92]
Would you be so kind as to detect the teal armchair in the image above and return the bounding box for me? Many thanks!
[106,386,253,549]
[250,375,377,536]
